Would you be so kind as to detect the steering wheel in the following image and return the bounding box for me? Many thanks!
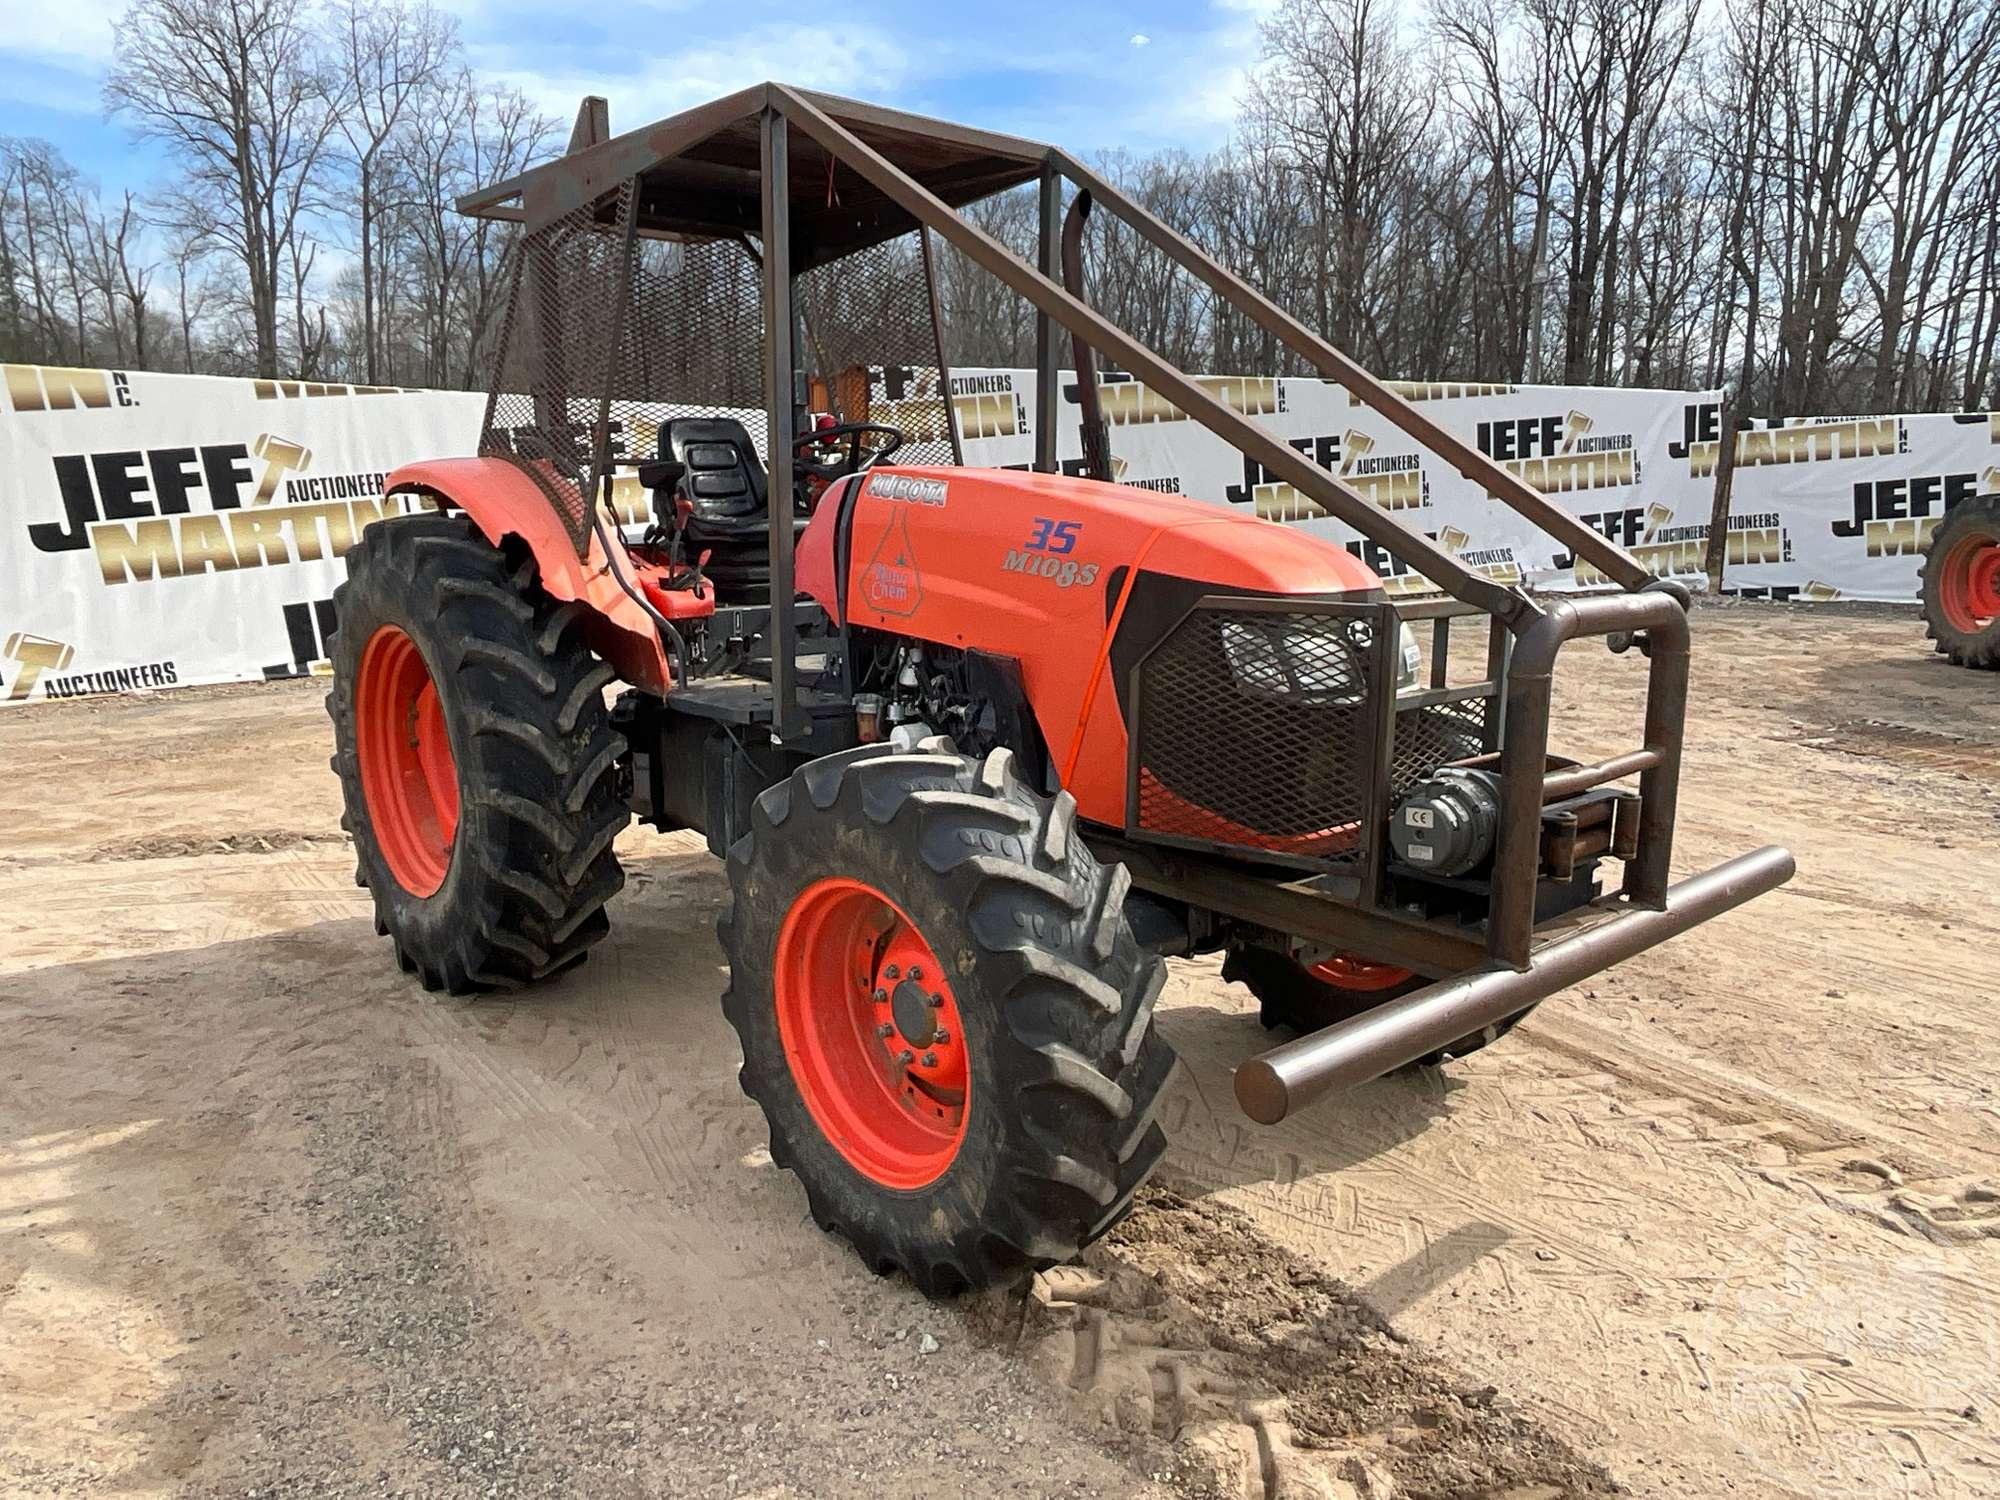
[793,422,906,484]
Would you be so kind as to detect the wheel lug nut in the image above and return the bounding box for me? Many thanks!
[884,963,900,979]
[873,988,888,1003]
[933,1028,950,1044]
[921,1052,938,1068]
[897,1049,914,1065]
[908,965,923,982]
[878,1022,894,1038]
[928,993,944,1008]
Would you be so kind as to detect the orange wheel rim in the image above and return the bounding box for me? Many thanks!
[1939,532,2000,634]
[355,625,460,897]
[774,878,969,1189]
[1309,953,1414,991]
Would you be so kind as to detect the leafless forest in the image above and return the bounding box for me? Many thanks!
[5,0,1999,417]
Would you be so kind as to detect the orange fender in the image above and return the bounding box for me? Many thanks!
[384,457,673,693]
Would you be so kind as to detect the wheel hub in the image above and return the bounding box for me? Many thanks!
[354,624,459,897]
[1969,546,2000,619]
[773,878,970,1189]
[890,977,939,1047]
[1309,952,1414,992]
[1940,532,2000,632]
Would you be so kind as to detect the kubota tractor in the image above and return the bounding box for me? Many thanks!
[327,86,1795,1293]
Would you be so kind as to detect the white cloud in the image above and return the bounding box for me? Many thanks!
[1130,32,1150,46]
[468,24,911,133]
[0,0,124,67]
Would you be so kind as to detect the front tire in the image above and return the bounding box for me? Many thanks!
[1223,945,1522,1066]
[722,744,1174,1293]
[328,513,629,993]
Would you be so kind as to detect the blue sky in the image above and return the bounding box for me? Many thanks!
[3,0,1270,199]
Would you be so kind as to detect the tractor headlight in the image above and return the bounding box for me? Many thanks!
[1215,615,1364,706]
[1215,615,1424,705]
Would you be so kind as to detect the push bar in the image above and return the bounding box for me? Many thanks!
[1233,844,1796,1123]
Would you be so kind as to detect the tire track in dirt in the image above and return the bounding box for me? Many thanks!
[1154,986,2000,1499]
[981,1187,1615,1500]
[394,843,826,1325]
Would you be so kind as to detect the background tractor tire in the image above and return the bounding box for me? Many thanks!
[1223,945,1523,1067]
[1920,494,2000,669]
[721,743,1175,1294]
[328,512,628,994]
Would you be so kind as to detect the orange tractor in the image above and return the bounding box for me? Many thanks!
[328,86,1794,1293]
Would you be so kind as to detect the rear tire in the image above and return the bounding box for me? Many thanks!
[328,513,628,994]
[1223,945,1522,1066]
[1920,494,2000,669]
[721,744,1174,1294]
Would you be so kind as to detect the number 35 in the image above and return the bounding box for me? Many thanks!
[1027,517,1080,555]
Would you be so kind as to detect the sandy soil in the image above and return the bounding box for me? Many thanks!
[2,599,1995,1499]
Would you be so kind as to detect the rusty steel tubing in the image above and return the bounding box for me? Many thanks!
[1543,749,1661,802]
[1049,149,1655,594]
[1060,190,1112,484]
[1487,591,1690,967]
[1234,844,1796,1124]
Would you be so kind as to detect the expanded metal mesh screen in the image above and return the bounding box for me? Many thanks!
[1133,604,1384,866]
[1132,603,1490,868]
[799,233,957,469]
[480,191,635,553]
[479,171,962,557]
[1392,701,1487,796]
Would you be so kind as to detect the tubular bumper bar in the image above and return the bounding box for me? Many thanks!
[1234,845,1796,1124]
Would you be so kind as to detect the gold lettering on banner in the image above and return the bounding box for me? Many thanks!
[251,434,314,503]
[84,499,404,585]
[4,364,113,411]
[177,515,237,577]
[954,390,1019,438]
[3,633,76,701]
[1095,376,1282,426]
[95,518,183,584]
[1505,450,1639,493]
[230,509,292,567]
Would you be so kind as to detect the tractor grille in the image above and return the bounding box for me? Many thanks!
[1128,599,1491,870]
[1131,603,1386,867]
[480,176,960,558]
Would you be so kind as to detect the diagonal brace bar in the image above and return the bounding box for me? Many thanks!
[772,86,1532,625]
[1052,151,1654,594]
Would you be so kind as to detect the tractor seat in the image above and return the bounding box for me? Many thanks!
[657,417,773,541]
[649,416,802,605]
[668,418,768,540]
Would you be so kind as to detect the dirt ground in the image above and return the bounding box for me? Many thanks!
[2,598,1996,1500]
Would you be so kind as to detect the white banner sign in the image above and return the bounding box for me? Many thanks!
[937,368,1717,596]
[2,360,1977,706]
[1715,408,2000,602]
[0,364,484,706]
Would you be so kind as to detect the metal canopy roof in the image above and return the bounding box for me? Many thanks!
[456,82,1050,268]
[455,80,1657,610]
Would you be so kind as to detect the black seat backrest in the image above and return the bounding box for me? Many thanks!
[659,417,766,526]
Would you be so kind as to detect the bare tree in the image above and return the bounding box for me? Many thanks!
[107,0,338,377]
[82,190,156,368]
[327,0,453,382]
[0,0,1979,409]
[1247,0,1435,356]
